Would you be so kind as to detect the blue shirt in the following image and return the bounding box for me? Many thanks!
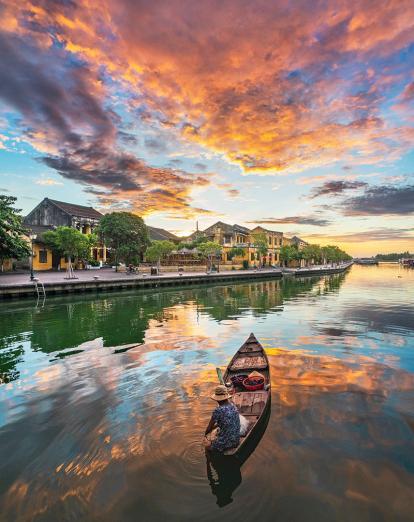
[212,402,240,452]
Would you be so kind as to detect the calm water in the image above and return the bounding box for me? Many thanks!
[1,264,414,521]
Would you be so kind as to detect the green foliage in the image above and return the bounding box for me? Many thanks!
[302,244,322,264]
[197,241,222,270]
[279,245,298,266]
[228,246,245,260]
[145,240,175,266]
[177,235,209,251]
[43,227,97,262]
[97,212,149,266]
[320,245,352,263]
[252,233,268,256]
[279,242,351,267]
[252,232,268,266]
[0,195,31,266]
[375,251,412,261]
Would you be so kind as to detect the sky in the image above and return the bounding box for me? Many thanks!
[0,0,413,256]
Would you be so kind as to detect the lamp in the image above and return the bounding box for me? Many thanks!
[29,233,37,281]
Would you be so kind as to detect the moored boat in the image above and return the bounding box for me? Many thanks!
[354,258,378,265]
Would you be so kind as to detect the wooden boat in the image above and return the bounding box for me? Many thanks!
[209,333,271,456]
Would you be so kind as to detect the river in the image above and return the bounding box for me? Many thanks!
[0,264,413,521]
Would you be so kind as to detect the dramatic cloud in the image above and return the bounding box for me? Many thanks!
[2,0,414,175]
[341,185,414,216]
[1,0,414,222]
[250,216,331,226]
[310,180,368,198]
[0,30,211,217]
[42,146,211,216]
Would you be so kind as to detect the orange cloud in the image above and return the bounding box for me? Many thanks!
[1,0,414,212]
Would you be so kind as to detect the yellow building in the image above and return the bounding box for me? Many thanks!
[250,226,283,265]
[24,198,107,271]
[191,221,285,267]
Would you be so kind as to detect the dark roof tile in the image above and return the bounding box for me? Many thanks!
[148,226,179,242]
[48,199,103,219]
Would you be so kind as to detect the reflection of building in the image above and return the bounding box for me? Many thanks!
[188,221,305,267]
[23,198,106,271]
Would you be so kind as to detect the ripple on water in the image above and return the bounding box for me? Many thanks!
[1,266,414,521]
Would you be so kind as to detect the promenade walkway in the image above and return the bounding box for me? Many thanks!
[0,267,280,286]
[0,262,352,299]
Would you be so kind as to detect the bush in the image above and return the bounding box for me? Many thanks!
[242,260,249,270]
[88,259,100,267]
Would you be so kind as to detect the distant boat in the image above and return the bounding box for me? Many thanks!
[354,258,378,265]
[400,258,414,268]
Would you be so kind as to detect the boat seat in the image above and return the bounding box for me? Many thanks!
[230,355,267,371]
[231,391,267,416]
[223,418,257,455]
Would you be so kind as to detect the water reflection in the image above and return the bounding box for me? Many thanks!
[206,405,271,507]
[0,274,345,384]
[0,265,414,521]
[206,454,242,507]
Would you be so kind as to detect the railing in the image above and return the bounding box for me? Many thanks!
[33,278,46,302]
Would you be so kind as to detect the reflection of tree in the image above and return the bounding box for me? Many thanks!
[0,292,179,382]
[0,272,347,383]
[194,274,346,322]
[322,272,347,293]
[0,344,24,383]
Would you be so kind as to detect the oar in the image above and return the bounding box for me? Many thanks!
[216,367,225,385]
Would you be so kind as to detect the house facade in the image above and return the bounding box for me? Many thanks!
[189,221,301,267]
[23,198,106,271]
[20,198,180,271]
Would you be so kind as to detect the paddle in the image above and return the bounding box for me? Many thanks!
[216,367,225,385]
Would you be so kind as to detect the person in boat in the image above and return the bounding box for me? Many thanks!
[204,385,240,452]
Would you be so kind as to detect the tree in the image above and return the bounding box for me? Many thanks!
[197,241,222,272]
[227,246,246,264]
[177,235,209,251]
[43,227,97,278]
[0,195,31,271]
[302,244,322,266]
[279,245,297,267]
[97,212,150,270]
[252,232,268,267]
[145,240,175,271]
[320,245,351,265]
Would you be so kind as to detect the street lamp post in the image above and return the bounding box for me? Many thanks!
[29,233,37,281]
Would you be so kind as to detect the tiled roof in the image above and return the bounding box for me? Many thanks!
[148,226,180,242]
[204,221,250,235]
[291,235,308,245]
[48,199,103,219]
[233,224,251,234]
[250,225,283,235]
[24,224,54,242]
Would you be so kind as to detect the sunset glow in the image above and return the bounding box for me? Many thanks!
[0,0,413,255]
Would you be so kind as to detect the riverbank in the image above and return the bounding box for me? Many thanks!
[0,262,353,299]
[282,261,353,276]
